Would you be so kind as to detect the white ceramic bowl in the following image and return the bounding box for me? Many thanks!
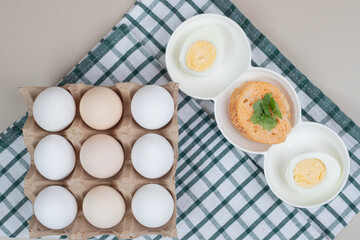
[264,122,350,208]
[214,67,302,154]
[166,13,251,100]
[166,13,350,208]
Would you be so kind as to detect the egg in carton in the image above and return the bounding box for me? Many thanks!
[19,82,178,240]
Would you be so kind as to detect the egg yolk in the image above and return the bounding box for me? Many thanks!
[293,158,327,188]
[185,40,216,72]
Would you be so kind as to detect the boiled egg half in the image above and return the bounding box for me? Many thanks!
[286,152,341,193]
[179,26,223,77]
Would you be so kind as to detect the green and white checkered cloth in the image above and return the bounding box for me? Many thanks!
[1,0,360,239]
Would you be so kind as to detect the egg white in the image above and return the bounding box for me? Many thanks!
[285,152,341,193]
[179,26,224,77]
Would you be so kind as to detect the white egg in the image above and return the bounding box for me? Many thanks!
[132,134,174,179]
[131,85,174,130]
[132,184,174,228]
[83,186,126,229]
[34,135,75,180]
[34,186,77,229]
[179,26,223,77]
[33,87,76,132]
[286,152,341,193]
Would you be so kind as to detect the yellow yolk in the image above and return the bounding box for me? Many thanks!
[185,40,216,72]
[293,158,327,188]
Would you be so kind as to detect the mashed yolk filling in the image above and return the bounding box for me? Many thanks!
[185,40,216,72]
[293,158,327,188]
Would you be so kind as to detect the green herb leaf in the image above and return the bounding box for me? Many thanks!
[270,97,282,119]
[249,99,262,124]
[261,93,272,116]
[249,92,283,131]
[260,115,278,131]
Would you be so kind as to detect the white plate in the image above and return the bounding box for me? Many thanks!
[166,13,350,208]
[264,122,350,208]
[166,13,251,100]
[214,67,302,154]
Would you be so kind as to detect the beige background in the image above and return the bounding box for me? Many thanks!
[0,0,359,239]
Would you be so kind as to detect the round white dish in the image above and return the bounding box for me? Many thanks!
[214,67,302,154]
[166,13,350,208]
[166,13,251,100]
[264,122,350,208]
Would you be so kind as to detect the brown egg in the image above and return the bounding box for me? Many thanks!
[80,87,123,130]
[83,186,126,228]
[80,134,124,179]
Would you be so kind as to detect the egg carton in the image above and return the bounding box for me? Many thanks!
[19,82,179,240]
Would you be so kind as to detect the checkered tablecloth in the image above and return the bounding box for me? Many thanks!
[1,0,360,239]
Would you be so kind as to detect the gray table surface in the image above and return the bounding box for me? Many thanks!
[0,0,359,239]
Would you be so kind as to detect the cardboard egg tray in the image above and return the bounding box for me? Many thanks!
[19,82,179,240]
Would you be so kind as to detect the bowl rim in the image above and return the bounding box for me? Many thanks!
[165,13,252,100]
[263,121,350,208]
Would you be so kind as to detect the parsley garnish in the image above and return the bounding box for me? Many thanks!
[249,93,282,131]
